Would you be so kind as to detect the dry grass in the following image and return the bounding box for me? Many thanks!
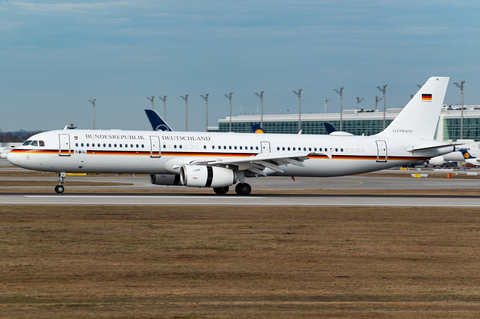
[1,205,480,318]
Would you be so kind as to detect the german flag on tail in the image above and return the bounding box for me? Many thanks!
[422,94,432,101]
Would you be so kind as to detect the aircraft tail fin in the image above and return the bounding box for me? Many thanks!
[459,149,475,159]
[376,77,449,140]
[251,123,265,133]
[145,109,173,132]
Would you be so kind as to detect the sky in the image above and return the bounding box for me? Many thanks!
[1,0,479,132]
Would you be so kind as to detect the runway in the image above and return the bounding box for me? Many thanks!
[2,193,480,207]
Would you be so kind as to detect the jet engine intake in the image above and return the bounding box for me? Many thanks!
[180,165,236,188]
[149,174,182,186]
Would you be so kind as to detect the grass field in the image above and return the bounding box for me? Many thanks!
[1,205,480,318]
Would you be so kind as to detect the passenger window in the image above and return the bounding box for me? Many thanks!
[256,146,258,150]
[31,140,38,146]
[119,144,122,148]
[282,147,285,151]
[130,144,133,148]
[174,145,177,149]
[293,147,296,151]
[109,144,112,147]
[179,145,182,149]
[204,145,206,149]
[163,145,166,148]
[234,146,237,150]
[240,146,243,150]
[335,148,338,152]
[288,147,290,151]
[87,143,90,147]
[103,144,106,147]
[39,140,45,147]
[75,143,78,147]
[114,144,117,147]
[142,144,144,148]
[22,140,32,146]
[136,144,139,148]
[224,146,226,150]
[81,143,84,147]
[98,144,101,147]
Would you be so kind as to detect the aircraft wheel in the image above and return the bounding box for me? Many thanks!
[55,185,65,194]
[235,183,251,196]
[213,186,229,195]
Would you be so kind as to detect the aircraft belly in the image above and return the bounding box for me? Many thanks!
[277,158,410,177]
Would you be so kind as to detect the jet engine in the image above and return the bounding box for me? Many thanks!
[180,165,236,188]
[149,174,182,186]
[426,156,444,167]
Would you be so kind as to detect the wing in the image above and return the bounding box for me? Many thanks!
[190,151,327,176]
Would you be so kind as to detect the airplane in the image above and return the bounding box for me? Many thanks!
[0,147,12,159]
[8,77,456,195]
[459,148,480,166]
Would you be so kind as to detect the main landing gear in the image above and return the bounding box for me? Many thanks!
[235,183,251,196]
[55,172,66,193]
[213,183,252,195]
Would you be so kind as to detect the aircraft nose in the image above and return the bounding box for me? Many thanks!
[7,151,19,165]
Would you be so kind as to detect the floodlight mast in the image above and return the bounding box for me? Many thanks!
[334,86,344,131]
[180,94,189,131]
[88,99,96,129]
[201,93,209,132]
[224,92,233,132]
[454,80,465,139]
[255,91,264,127]
[374,96,382,111]
[356,97,364,111]
[324,97,332,114]
[158,95,167,120]
[377,84,387,129]
[146,96,155,110]
[292,89,302,132]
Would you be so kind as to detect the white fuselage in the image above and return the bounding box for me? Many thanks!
[8,129,454,177]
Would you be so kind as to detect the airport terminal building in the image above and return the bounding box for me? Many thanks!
[208,105,480,142]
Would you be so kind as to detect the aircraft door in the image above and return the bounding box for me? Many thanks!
[261,141,271,153]
[59,134,71,156]
[150,135,161,158]
[376,140,387,162]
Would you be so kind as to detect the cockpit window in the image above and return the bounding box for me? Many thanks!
[30,140,38,146]
[39,140,45,147]
[23,140,32,146]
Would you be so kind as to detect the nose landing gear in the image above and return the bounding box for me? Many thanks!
[55,172,66,193]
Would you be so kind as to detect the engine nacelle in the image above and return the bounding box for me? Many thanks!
[149,174,182,186]
[427,156,444,167]
[180,165,236,188]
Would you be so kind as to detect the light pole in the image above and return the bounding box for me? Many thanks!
[181,94,189,131]
[255,91,264,128]
[292,89,302,132]
[454,80,465,139]
[146,96,155,110]
[224,92,233,132]
[324,97,331,114]
[356,97,364,111]
[158,95,167,120]
[377,84,387,129]
[374,96,382,111]
[88,99,96,129]
[201,93,209,132]
[334,86,344,131]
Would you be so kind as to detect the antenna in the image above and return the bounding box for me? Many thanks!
[324,97,332,114]
[224,92,233,132]
[180,94,189,131]
[146,96,155,110]
[201,93,209,132]
[292,89,302,132]
[334,86,344,130]
[356,97,364,111]
[454,80,465,139]
[376,84,387,129]
[158,95,167,120]
[255,91,264,127]
[88,99,96,129]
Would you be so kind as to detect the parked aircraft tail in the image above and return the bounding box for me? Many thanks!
[145,109,173,132]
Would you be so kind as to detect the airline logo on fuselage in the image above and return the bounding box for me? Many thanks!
[392,129,413,133]
[85,134,146,140]
[162,136,211,141]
